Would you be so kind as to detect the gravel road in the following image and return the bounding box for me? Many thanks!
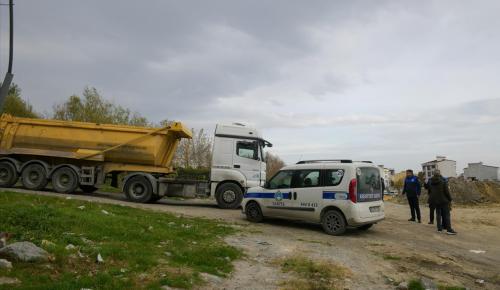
[5,188,500,289]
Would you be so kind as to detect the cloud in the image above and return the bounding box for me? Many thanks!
[6,0,500,172]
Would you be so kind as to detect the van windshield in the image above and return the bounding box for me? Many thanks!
[356,167,383,202]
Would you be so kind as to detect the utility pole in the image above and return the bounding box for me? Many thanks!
[0,0,14,110]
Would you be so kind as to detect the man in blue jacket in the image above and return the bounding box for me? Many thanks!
[402,169,421,223]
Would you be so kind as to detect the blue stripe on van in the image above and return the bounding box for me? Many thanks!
[244,192,291,199]
[323,191,349,200]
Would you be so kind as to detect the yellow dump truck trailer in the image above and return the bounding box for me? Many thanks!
[0,114,192,202]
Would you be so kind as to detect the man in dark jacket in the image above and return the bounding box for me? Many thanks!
[427,170,457,235]
[402,169,421,223]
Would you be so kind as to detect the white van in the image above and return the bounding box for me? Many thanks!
[242,160,385,235]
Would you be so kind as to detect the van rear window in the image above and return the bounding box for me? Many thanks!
[356,167,383,202]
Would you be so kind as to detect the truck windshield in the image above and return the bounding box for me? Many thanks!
[356,167,383,202]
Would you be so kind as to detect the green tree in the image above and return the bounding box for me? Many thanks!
[0,83,38,118]
[53,87,149,126]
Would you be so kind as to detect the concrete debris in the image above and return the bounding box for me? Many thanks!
[0,259,12,269]
[0,276,20,285]
[469,250,486,254]
[0,242,49,262]
[96,253,104,263]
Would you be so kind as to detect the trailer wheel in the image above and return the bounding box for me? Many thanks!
[0,161,18,188]
[321,209,347,236]
[80,185,98,194]
[21,163,48,190]
[124,176,153,203]
[215,183,243,209]
[52,167,79,193]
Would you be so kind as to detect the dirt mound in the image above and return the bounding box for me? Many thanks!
[392,178,500,205]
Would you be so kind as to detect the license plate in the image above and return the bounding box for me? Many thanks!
[369,206,380,213]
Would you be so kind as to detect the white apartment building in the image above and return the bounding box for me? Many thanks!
[378,165,395,190]
[422,156,457,179]
[463,162,499,181]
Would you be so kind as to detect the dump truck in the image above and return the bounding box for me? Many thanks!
[0,114,272,208]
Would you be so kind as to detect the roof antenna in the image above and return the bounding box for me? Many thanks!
[0,0,15,110]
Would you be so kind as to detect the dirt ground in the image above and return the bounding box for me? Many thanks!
[4,188,500,290]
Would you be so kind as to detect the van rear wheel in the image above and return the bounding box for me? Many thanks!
[124,176,153,203]
[321,209,347,235]
[21,163,48,190]
[0,161,18,188]
[215,183,243,209]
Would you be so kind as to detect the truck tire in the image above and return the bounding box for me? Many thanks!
[80,185,98,194]
[0,161,18,188]
[245,201,263,222]
[215,183,243,209]
[21,163,48,190]
[52,167,79,193]
[124,176,153,203]
[321,209,347,236]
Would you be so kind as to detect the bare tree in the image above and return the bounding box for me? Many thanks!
[265,152,286,180]
[173,128,212,169]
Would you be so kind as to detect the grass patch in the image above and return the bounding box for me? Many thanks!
[408,279,425,290]
[382,254,402,261]
[0,191,241,289]
[277,255,350,290]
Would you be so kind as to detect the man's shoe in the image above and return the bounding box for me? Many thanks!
[446,230,457,235]
[437,229,444,233]
[428,221,434,225]
[408,218,415,222]
[418,220,422,223]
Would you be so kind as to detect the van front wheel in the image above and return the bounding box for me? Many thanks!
[216,183,243,209]
[245,201,263,222]
[321,210,347,235]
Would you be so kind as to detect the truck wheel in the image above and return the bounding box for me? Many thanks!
[245,201,263,222]
[124,176,153,203]
[52,167,79,193]
[80,185,98,194]
[0,161,18,188]
[21,163,48,190]
[321,209,347,236]
[215,183,243,209]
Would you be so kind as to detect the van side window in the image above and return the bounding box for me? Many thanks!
[268,171,293,189]
[324,169,344,186]
[292,170,320,188]
[236,141,257,159]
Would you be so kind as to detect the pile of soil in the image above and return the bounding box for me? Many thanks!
[392,178,500,205]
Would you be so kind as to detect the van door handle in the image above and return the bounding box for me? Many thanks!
[293,192,297,200]
[234,164,240,168]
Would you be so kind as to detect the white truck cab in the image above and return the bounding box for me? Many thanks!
[242,159,385,235]
[210,123,272,208]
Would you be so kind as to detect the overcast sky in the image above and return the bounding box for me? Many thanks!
[1,0,499,173]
